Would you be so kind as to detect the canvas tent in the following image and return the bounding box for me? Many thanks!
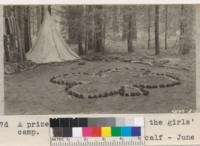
[26,8,80,63]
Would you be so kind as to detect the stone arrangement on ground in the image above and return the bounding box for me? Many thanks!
[50,66,181,99]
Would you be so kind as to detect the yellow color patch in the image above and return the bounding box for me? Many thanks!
[101,127,111,137]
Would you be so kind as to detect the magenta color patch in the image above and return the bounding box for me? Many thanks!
[82,127,92,137]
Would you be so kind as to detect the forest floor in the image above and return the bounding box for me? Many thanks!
[4,47,195,114]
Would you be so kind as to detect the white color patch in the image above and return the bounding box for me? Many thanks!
[72,127,82,137]
[125,117,135,126]
[134,117,144,127]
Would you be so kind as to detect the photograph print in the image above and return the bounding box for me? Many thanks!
[4,5,196,114]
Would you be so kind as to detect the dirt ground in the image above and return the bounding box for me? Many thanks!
[4,49,195,115]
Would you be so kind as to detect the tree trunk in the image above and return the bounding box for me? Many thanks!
[78,6,84,55]
[112,6,119,36]
[68,6,74,43]
[127,10,134,52]
[67,6,80,44]
[164,5,168,50]
[19,7,26,61]
[122,6,137,41]
[4,35,10,61]
[132,9,137,40]
[41,6,45,23]
[102,8,106,54]
[122,10,128,40]
[15,6,26,61]
[147,6,151,49]
[36,6,41,33]
[154,5,160,55]
[85,6,94,53]
[24,6,32,52]
[179,5,195,55]
[179,5,185,54]
[94,6,104,53]
[4,6,11,61]
[78,34,83,55]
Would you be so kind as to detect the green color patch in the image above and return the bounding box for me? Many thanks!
[111,127,121,136]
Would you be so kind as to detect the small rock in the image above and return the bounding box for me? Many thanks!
[78,62,86,65]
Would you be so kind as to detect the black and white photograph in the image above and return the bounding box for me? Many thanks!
[4,5,196,114]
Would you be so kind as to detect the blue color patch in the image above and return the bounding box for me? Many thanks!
[121,127,132,136]
[132,127,141,136]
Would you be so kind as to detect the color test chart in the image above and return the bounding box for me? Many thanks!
[49,117,144,146]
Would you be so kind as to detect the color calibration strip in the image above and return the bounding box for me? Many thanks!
[50,117,144,138]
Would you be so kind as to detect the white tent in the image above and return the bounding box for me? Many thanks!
[26,8,80,63]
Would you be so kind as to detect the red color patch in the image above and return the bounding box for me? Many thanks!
[92,127,101,137]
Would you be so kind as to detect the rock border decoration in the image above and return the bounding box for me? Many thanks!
[50,67,181,99]
[5,61,37,75]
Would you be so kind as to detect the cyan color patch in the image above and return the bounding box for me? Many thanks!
[121,127,132,136]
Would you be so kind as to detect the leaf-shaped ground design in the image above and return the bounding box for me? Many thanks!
[50,67,181,99]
